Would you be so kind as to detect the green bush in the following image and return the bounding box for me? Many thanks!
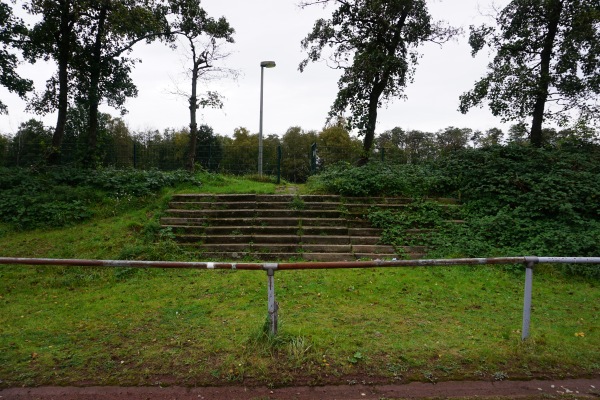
[368,200,458,249]
[437,144,600,221]
[307,161,443,197]
[0,167,200,229]
[314,144,600,279]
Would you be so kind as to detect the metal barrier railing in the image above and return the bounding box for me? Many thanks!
[1,256,598,338]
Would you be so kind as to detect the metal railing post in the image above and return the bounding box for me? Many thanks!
[264,263,279,335]
[522,257,537,340]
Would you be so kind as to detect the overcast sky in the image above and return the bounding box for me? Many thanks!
[0,0,511,137]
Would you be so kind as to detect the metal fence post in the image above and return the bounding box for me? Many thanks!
[310,142,317,175]
[522,258,537,340]
[276,145,282,184]
[264,263,279,335]
[133,142,137,169]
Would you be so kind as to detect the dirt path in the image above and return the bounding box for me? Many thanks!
[2,378,599,399]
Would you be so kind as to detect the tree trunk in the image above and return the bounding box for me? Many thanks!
[357,4,410,166]
[86,2,108,167]
[187,62,199,172]
[357,91,380,166]
[530,0,563,147]
[47,0,73,165]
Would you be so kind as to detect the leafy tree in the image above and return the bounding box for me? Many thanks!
[317,123,362,167]
[0,1,33,114]
[58,104,115,166]
[164,126,189,165]
[403,129,435,163]
[220,127,258,175]
[478,127,505,147]
[24,0,170,165]
[459,0,600,147]
[8,119,52,167]
[555,118,599,145]
[219,128,280,176]
[104,115,133,167]
[435,127,471,156]
[376,127,409,163]
[168,0,235,171]
[73,0,170,165]
[24,0,79,164]
[281,126,316,183]
[299,0,458,163]
[0,133,9,165]
[375,127,437,163]
[507,122,529,144]
[194,124,222,172]
[62,104,95,164]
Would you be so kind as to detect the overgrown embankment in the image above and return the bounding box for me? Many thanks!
[307,143,600,279]
[0,151,598,387]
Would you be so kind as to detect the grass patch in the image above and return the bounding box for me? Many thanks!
[0,264,598,387]
[185,171,278,194]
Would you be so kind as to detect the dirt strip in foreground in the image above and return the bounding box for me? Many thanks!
[1,378,599,400]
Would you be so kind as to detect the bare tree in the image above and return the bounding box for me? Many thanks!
[169,0,236,171]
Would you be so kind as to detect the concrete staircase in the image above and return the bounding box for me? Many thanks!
[160,194,429,262]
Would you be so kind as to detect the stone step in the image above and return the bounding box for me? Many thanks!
[161,193,458,262]
[168,201,345,211]
[182,242,401,254]
[302,235,380,245]
[171,194,343,203]
[170,194,458,205]
[348,227,383,236]
[168,201,258,210]
[256,194,344,203]
[173,234,382,246]
[192,243,354,254]
[164,225,359,236]
[352,244,396,253]
[344,196,458,205]
[164,209,343,219]
[346,219,373,228]
[348,236,381,245]
[345,203,409,211]
[161,216,375,228]
[185,251,425,262]
[341,196,414,205]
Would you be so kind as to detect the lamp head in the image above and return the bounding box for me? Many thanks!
[260,61,276,68]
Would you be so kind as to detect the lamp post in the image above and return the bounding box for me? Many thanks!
[259,60,276,176]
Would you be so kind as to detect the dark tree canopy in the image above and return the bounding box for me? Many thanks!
[74,0,170,163]
[299,0,458,162]
[22,0,170,165]
[459,0,600,146]
[23,0,80,164]
[0,1,33,114]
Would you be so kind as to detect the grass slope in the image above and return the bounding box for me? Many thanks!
[0,173,598,387]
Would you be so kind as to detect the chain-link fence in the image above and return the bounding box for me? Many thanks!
[0,136,403,182]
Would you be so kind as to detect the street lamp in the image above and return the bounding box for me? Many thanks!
[259,60,276,176]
